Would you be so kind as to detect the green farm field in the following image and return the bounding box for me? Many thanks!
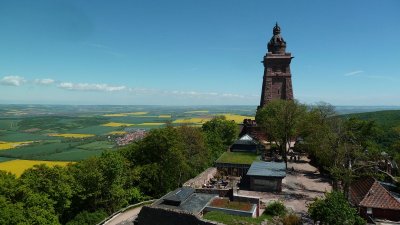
[0,105,256,165]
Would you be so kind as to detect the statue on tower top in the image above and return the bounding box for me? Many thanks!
[273,22,281,35]
[268,22,286,54]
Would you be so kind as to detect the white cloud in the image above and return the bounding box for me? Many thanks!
[34,78,55,85]
[0,76,26,86]
[0,74,255,101]
[58,82,126,92]
[344,70,364,76]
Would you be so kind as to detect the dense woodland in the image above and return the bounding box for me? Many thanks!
[0,117,238,225]
[257,101,400,190]
[256,100,399,224]
[1,103,399,224]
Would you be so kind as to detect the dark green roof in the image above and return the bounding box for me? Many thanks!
[246,161,286,177]
[154,187,217,215]
[163,187,195,206]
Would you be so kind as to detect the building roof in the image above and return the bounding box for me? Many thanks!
[215,151,259,165]
[232,134,258,146]
[153,187,217,215]
[246,161,286,178]
[162,187,195,206]
[349,177,400,210]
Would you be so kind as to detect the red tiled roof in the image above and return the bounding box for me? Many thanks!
[349,177,400,210]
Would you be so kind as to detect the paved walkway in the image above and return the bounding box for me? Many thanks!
[104,206,143,225]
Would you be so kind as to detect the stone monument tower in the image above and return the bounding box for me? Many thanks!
[259,23,294,109]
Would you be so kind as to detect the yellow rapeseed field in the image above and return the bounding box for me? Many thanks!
[173,118,212,124]
[124,112,148,115]
[108,131,127,135]
[102,122,135,127]
[0,141,33,150]
[172,114,254,124]
[48,133,95,138]
[219,114,255,123]
[0,160,72,177]
[103,112,148,117]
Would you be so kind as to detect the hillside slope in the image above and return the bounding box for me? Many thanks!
[341,110,400,129]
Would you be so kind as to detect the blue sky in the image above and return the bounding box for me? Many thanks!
[0,0,399,105]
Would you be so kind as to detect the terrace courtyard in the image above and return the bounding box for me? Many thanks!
[239,155,332,216]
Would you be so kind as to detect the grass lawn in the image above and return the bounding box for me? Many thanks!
[216,152,259,164]
[203,211,271,225]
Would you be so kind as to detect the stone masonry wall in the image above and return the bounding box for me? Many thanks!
[183,167,217,188]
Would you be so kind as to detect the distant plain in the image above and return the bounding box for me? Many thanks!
[1,104,399,176]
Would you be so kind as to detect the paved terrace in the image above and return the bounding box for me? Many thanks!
[239,156,332,214]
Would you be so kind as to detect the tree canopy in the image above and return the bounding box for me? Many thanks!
[0,116,238,224]
[256,99,307,167]
[308,191,365,225]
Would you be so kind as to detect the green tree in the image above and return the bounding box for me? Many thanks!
[0,196,26,225]
[177,126,210,176]
[0,171,19,201]
[300,103,384,192]
[256,99,307,168]
[202,116,239,146]
[128,127,189,197]
[19,164,74,218]
[66,210,108,225]
[202,116,238,161]
[308,191,365,225]
[23,192,60,225]
[69,151,131,214]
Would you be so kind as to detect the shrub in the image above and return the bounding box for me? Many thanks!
[282,214,302,225]
[308,191,366,225]
[264,201,286,216]
[66,210,108,225]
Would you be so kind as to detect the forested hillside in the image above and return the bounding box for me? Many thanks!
[340,110,400,178]
[342,110,400,129]
[341,110,400,150]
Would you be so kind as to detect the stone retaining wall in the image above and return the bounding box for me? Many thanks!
[195,188,233,198]
[183,167,217,188]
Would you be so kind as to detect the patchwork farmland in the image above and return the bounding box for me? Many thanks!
[0,105,256,176]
